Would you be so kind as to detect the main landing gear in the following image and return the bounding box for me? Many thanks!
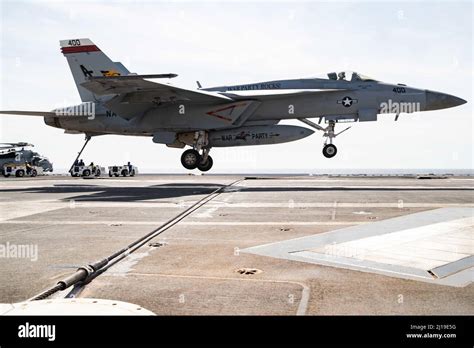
[180,149,213,171]
[180,131,214,172]
[298,118,351,159]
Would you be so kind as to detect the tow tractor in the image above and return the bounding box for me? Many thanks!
[108,165,138,177]
[3,163,43,177]
[70,164,105,178]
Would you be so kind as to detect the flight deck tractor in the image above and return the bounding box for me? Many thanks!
[70,164,105,178]
[3,163,43,177]
[108,165,138,177]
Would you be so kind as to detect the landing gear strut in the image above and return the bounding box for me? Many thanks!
[322,120,337,159]
[180,131,214,171]
[298,118,351,159]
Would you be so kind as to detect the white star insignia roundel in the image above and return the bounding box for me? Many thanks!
[337,96,358,107]
[342,97,352,106]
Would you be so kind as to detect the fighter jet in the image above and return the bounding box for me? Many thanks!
[0,38,467,171]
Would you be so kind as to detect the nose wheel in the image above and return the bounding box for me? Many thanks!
[322,144,337,158]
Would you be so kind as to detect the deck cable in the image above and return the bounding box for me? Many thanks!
[28,178,243,301]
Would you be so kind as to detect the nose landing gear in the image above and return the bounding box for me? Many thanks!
[298,118,351,159]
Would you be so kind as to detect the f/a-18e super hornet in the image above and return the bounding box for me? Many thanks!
[0,39,467,171]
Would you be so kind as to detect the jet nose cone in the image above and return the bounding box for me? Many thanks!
[425,90,467,111]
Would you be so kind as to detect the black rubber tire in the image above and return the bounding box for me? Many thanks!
[197,155,213,172]
[31,169,37,177]
[322,144,337,158]
[82,169,91,177]
[181,149,201,170]
[121,170,128,177]
[114,174,119,177]
[4,174,10,178]
[95,170,101,177]
[16,170,25,177]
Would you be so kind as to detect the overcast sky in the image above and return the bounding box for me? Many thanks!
[0,0,472,173]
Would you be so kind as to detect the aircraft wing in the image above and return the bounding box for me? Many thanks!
[81,76,234,103]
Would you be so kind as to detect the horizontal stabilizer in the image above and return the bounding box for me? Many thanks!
[0,110,91,118]
[0,111,57,117]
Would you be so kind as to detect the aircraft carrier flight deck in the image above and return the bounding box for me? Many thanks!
[0,174,472,315]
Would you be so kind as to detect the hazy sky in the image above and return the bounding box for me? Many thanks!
[0,0,472,173]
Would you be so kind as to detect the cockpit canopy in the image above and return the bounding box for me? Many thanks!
[327,71,377,82]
